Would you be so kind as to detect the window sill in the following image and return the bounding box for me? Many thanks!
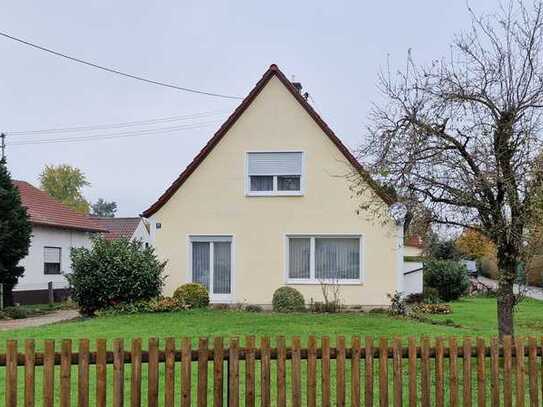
[246,191,304,197]
[287,279,362,286]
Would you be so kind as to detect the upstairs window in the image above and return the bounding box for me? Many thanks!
[247,152,303,195]
[44,247,61,275]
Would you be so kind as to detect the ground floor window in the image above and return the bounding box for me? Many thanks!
[44,247,61,275]
[190,236,232,298]
[287,235,361,283]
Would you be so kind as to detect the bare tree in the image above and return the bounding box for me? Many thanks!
[358,1,543,336]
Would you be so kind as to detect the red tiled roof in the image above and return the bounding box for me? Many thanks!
[142,64,393,217]
[405,235,424,248]
[92,217,141,240]
[13,180,106,233]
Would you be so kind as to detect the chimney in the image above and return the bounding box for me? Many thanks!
[292,82,303,93]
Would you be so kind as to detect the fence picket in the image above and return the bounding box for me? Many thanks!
[477,337,485,407]
[181,337,192,407]
[528,336,538,407]
[463,337,472,407]
[24,339,35,407]
[6,340,17,407]
[322,336,331,407]
[515,337,525,407]
[379,337,388,407]
[436,337,444,407]
[213,337,224,407]
[408,337,417,407]
[503,336,513,407]
[449,337,458,407]
[260,337,271,407]
[229,337,240,407]
[112,339,124,407]
[307,336,317,407]
[291,336,302,407]
[393,337,402,407]
[96,338,107,407]
[60,339,72,407]
[44,339,55,407]
[351,336,361,407]
[490,337,499,407]
[148,337,159,407]
[78,339,90,407]
[130,338,142,407]
[364,336,373,407]
[198,337,209,407]
[245,336,255,407]
[276,336,287,407]
[337,336,346,407]
[421,337,430,407]
[164,337,176,407]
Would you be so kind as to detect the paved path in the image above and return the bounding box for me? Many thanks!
[476,276,543,301]
[0,309,80,331]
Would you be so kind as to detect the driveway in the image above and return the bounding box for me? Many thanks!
[476,276,543,301]
[0,309,80,331]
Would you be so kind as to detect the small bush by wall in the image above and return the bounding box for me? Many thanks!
[173,283,210,309]
[272,286,305,312]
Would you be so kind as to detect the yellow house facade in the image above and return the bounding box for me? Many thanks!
[143,65,409,308]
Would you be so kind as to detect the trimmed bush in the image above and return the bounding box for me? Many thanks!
[245,304,263,313]
[272,286,305,312]
[424,260,469,301]
[173,283,209,309]
[69,237,165,316]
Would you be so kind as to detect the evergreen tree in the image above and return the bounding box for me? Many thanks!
[0,158,32,305]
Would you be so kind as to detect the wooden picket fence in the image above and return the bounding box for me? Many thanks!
[1,335,543,406]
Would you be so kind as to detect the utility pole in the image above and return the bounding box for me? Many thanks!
[0,133,5,161]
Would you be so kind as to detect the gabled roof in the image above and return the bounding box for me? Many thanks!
[13,180,106,233]
[142,64,393,217]
[92,217,141,240]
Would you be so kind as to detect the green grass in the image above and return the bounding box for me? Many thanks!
[1,296,542,405]
[1,296,543,349]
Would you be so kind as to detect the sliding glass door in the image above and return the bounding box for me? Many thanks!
[190,236,232,302]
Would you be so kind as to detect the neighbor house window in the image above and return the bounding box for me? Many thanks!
[287,236,361,283]
[44,247,61,275]
[247,152,303,195]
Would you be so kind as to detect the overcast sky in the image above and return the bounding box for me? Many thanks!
[1,1,497,216]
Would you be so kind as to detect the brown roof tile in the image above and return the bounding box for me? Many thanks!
[92,217,141,240]
[13,180,106,233]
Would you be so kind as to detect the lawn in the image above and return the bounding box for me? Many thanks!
[1,296,542,406]
[1,296,542,349]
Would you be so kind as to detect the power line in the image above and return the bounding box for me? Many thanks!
[0,31,243,100]
[8,120,220,146]
[7,110,226,136]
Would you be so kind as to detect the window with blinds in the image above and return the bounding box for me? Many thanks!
[247,152,303,195]
[44,247,61,275]
[287,236,361,283]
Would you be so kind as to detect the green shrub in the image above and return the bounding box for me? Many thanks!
[99,297,188,315]
[422,287,441,304]
[424,260,469,301]
[173,283,209,308]
[272,286,305,312]
[69,237,165,316]
[387,291,407,315]
[245,304,263,313]
[3,307,30,319]
[411,303,451,314]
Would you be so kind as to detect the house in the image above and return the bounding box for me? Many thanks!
[92,216,151,245]
[142,64,414,308]
[403,236,425,295]
[13,180,106,304]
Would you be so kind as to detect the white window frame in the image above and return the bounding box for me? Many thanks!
[245,151,304,196]
[44,246,62,275]
[284,234,363,285]
[187,235,235,303]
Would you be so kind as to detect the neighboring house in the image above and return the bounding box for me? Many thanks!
[403,236,425,295]
[142,64,408,308]
[93,216,151,245]
[13,180,106,304]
